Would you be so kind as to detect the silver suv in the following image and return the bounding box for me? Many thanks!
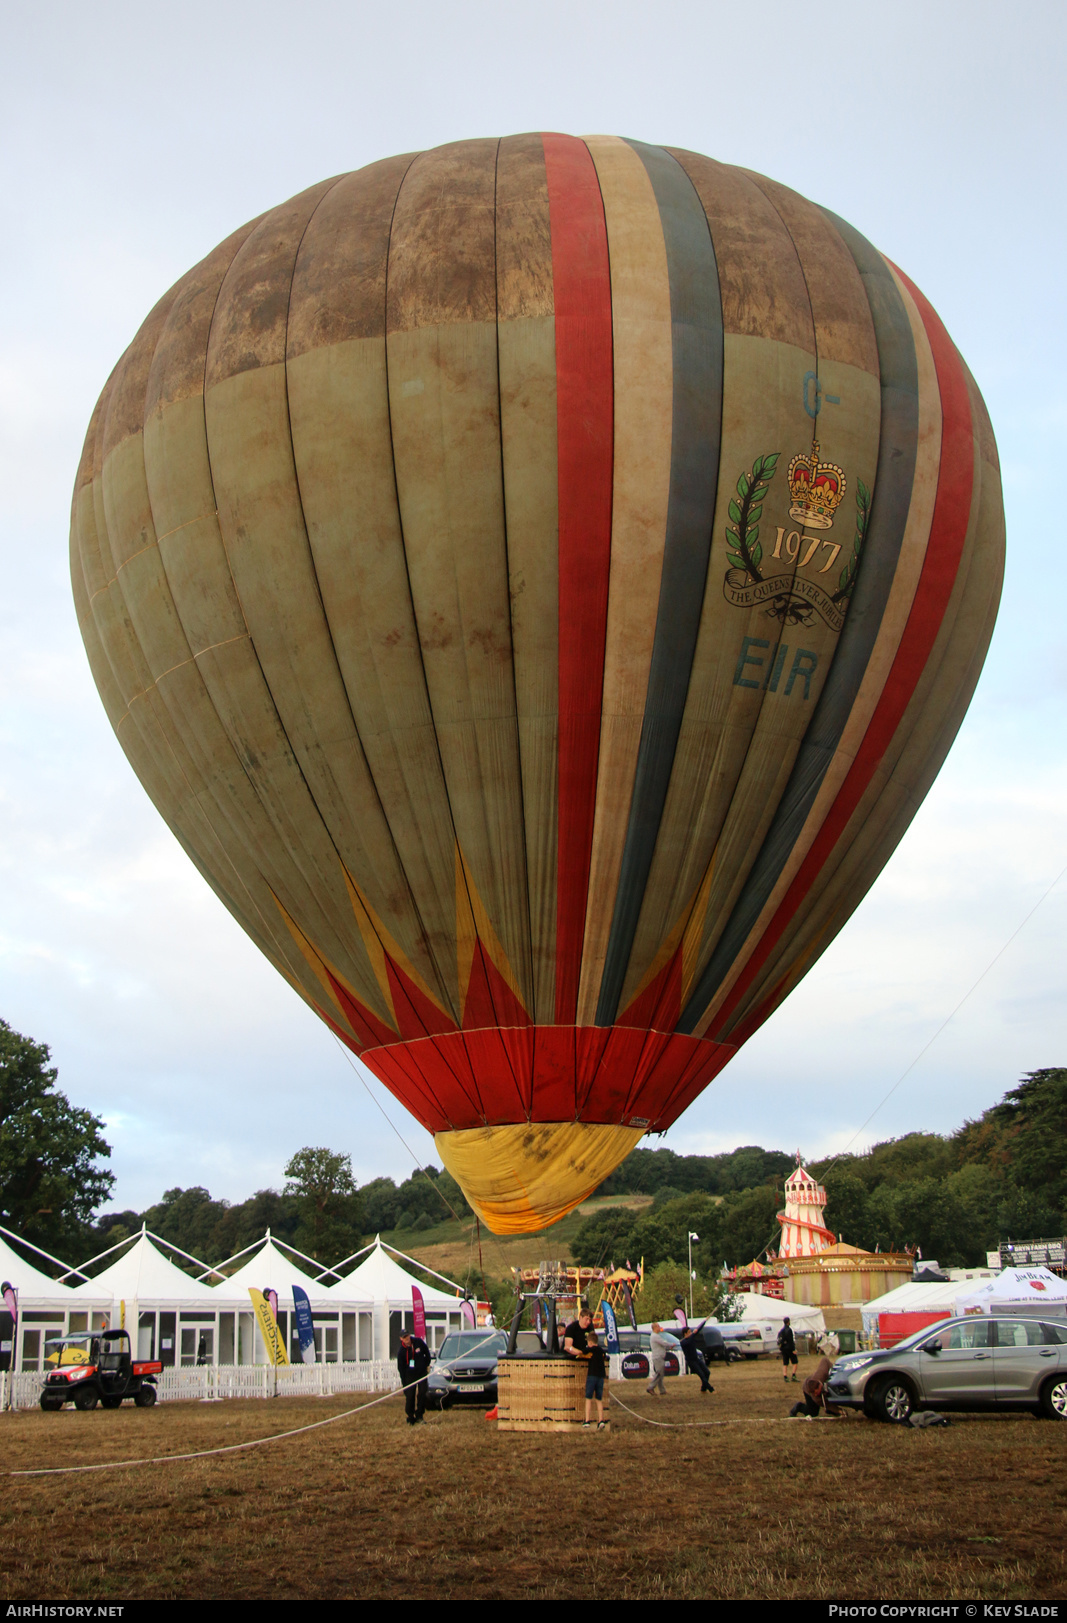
[827,1315,1067,1422]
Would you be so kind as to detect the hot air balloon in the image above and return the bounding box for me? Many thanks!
[71,136,1004,1234]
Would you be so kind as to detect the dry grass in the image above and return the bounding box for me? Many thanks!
[1,1358,1064,1601]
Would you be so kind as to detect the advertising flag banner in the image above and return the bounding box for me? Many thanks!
[1,1282,17,1376]
[601,1299,620,1354]
[412,1285,427,1341]
[461,1298,477,1328]
[266,1288,279,1322]
[291,1285,316,1364]
[623,1281,637,1331]
[249,1288,289,1366]
[674,1307,688,1329]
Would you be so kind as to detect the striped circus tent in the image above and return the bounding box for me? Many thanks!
[71,135,1004,1232]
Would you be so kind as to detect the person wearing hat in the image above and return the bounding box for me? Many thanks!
[397,1329,432,1426]
[778,1316,799,1382]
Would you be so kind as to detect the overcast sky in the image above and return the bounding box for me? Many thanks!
[2,1,1064,1214]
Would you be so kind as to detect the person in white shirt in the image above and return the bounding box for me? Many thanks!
[646,1322,679,1396]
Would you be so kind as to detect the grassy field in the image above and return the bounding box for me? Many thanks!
[378,1193,653,1286]
[2,1358,1064,1600]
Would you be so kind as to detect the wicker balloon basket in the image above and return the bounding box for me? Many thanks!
[495,1357,608,1431]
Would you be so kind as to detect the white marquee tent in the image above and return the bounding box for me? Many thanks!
[331,1238,469,1358]
[859,1269,997,1337]
[954,1266,1067,1318]
[218,1234,373,1364]
[1,1223,473,1380]
[0,1231,110,1375]
[77,1228,235,1364]
[732,1291,827,1338]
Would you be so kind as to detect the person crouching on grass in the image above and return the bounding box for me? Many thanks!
[582,1329,608,1431]
[789,1357,836,1419]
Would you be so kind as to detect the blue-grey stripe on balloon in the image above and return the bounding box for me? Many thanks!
[594,140,724,1027]
[677,212,920,1037]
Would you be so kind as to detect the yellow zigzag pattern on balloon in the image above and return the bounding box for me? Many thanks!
[616,845,718,1020]
[269,888,393,1037]
[455,844,529,1021]
[341,863,452,1026]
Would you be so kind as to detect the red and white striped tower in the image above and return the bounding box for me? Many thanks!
[775,1155,836,1259]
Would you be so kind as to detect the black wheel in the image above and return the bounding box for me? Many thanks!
[864,1375,915,1424]
[133,1384,157,1407]
[101,1395,122,1409]
[39,1395,64,1411]
[1040,1374,1067,1421]
[74,1386,99,1411]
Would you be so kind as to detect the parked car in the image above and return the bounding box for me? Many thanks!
[40,1329,161,1411]
[826,1315,1067,1422]
[427,1328,543,1409]
[615,1331,682,1380]
[718,1322,770,1359]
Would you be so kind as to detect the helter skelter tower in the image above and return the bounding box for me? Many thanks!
[776,1157,836,1259]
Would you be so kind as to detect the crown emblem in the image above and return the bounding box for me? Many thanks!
[788,440,846,529]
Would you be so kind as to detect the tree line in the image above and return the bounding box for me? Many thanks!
[571,1069,1067,1275]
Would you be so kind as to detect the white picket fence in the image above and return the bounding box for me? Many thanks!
[1,1360,399,1412]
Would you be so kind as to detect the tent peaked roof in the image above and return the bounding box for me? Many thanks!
[221,1237,362,1303]
[0,1233,96,1306]
[331,1238,461,1308]
[954,1266,1067,1312]
[85,1231,214,1303]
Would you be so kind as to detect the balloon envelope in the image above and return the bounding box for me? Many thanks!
[71,136,1004,1232]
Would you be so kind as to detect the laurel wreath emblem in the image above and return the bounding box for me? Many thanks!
[725,452,781,582]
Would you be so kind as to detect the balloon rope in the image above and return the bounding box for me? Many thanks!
[9,1377,427,1478]
[329,1034,463,1223]
[328,1036,517,1286]
[820,857,1067,1173]
[607,1389,797,1430]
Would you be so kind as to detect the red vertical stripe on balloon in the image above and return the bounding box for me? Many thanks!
[542,133,614,1025]
[713,270,976,1045]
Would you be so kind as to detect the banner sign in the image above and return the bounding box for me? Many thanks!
[249,1288,289,1366]
[623,1281,637,1331]
[1,1282,16,1375]
[460,1298,477,1328]
[292,1285,316,1365]
[266,1288,279,1322]
[412,1285,426,1341]
[674,1307,688,1329]
[601,1299,620,1354]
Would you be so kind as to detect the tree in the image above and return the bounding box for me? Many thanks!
[634,1260,740,1324]
[717,1185,783,1267]
[0,1019,114,1251]
[283,1147,362,1263]
[958,1069,1067,1219]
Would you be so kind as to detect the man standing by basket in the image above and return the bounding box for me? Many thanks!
[397,1329,431,1426]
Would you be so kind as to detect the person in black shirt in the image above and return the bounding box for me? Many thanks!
[563,1309,593,1357]
[679,1324,715,1395]
[582,1328,608,1430]
[397,1331,431,1425]
[778,1317,798,1381]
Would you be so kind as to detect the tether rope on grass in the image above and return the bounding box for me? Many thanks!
[11,1331,512,1479]
[10,1380,417,1478]
[608,1389,796,1430]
